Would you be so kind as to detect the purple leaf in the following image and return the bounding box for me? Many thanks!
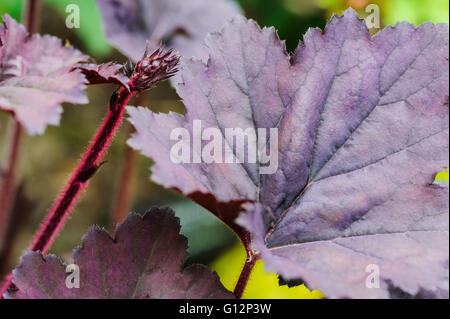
[77,62,130,90]
[0,15,89,135]
[5,207,233,299]
[127,10,449,298]
[95,0,241,62]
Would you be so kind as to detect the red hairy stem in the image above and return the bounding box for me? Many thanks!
[31,87,132,253]
[234,258,258,299]
[233,233,259,299]
[0,0,40,258]
[0,87,132,295]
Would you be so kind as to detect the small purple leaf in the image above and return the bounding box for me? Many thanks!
[5,207,233,299]
[127,10,449,298]
[95,0,241,62]
[77,62,130,90]
[0,15,89,135]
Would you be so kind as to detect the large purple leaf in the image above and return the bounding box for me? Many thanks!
[0,15,89,135]
[5,207,233,299]
[95,0,241,62]
[127,9,449,298]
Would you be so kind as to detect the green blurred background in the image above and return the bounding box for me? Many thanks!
[0,0,448,298]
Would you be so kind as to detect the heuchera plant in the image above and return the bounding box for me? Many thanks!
[0,3,448,299]
[126,10,449,298]
[5,208,233,299]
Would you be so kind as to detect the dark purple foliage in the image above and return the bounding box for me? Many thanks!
[0,15,132,135]
[127,10,449,298]
[77,62,130,90]
[0,15,88,135]
[96,0,241,62]
[5,207,233,299]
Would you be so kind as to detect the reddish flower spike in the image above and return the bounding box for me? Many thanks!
[129,46,180,92]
